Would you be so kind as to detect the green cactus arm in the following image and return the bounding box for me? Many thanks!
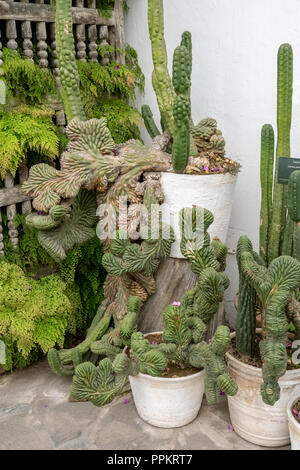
[189,326,237,404]
[281,214,294,257]
[162,305,192,364]
[260,124,275,265]
[288,170,300,261]
[269,44,293,261]
[119,297,141,344]
[235,236,257,356]
[47,311,112,376]
[141,104,160,139]
[130,332,167,376]
[148,0,176,134]
[37,190,98,262]
[55,0,86,122]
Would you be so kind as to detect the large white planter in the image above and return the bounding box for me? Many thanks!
[226,350,300,447]
[287,387,300,450]
[160,172,238,258]
[128,333,205,428]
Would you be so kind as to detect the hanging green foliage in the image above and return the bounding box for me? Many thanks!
[2,48,57,105]
[88,99,143,143]
[0,260,81,361]
[0,105,59,178]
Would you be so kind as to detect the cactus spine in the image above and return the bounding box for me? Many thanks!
[55,0,86,122]
[269,44,293,262]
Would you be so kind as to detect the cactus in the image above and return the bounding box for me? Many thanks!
[172,44,191,172]
[141,105,160,139]
[287,170,300,261]
[235,236,260,357]
[237,235,300,405]
[259,124,275,265]
[70,206,237,406]
[55,0,86,122]
[147,0,176,134]
[268,44,293,262]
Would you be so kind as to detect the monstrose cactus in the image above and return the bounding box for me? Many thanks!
[70,207,238,407]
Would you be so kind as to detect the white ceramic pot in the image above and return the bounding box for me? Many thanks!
[128,332,205,428]
[160,172,238,258]
[226,345,300,447]
[287,387,300,450]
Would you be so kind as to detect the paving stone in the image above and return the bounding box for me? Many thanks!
[0,359,291,450]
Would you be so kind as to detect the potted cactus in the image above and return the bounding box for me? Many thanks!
[70,207,238,428]
[287,386,300,450]
[141,0,239,258]
[226,44,300,447]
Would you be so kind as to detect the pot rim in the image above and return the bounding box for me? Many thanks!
[160,171,238,180]
[128,331,205,383]
[287,396,300,427]
[227,329,300,378]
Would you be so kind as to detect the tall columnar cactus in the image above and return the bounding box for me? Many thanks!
[70,206,237,407]
[287,170,300,262]
[148,0,176,134]
[267,44,293,262]
[235,236,260,357]
[236,235,300,405]
[172,44,191,172]
[55,0,86,122]
[259,124,275,265]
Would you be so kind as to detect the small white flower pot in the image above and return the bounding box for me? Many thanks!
[287,387,300,450]
[160,172,238,258]
[128,332,205,428]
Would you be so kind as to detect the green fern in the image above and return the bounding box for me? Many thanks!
[0,105,59,178]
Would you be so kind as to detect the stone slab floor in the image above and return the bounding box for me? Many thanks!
[0,359,290,450]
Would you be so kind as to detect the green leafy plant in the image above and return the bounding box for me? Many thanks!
[0,105,59,178]
[0,260,81,366]
[2,48,57,105]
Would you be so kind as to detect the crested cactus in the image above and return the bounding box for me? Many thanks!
[268,44,293,262]
[236,235,300,405]
[70,206,237,407]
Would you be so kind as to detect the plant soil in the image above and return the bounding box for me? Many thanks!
[229,334,300,371]
[292,399,300,424]
[145,333,201,378]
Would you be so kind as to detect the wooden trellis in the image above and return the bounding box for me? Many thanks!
[0,0,125,256]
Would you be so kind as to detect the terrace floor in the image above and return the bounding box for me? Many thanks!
[0,359,290,450]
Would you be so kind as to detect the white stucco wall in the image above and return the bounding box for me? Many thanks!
[124,0,300,325]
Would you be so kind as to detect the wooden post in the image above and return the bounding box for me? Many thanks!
[88,24,98,62]
[4,173,18,250]
[99,25,110,65]
[19,163,32,215]
[6,19,17,51]
[114,0,125,64]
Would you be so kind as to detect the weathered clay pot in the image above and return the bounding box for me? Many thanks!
[226,330,300,447]
[160,172,238,258]
[128,332,205,428]
[287,387,300,450]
